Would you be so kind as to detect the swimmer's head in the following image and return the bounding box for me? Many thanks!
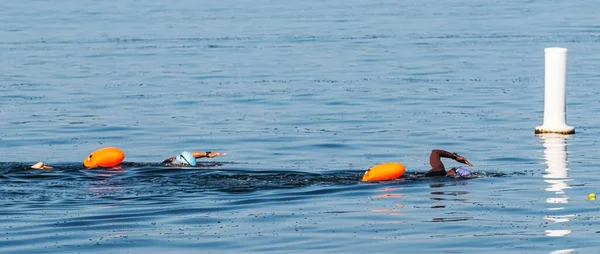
[452,166,471,177]
[176,151,196,166]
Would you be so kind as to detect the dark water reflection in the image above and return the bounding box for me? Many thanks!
[1,162,501,198]
[2,162,496,253]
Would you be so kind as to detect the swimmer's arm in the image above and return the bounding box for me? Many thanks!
[192,151,226,159]
[429,149,456,170]
[427,149,472,177]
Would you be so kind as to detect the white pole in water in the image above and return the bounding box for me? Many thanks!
[535,47,575,134]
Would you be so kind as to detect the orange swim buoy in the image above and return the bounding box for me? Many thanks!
[362,162,406,182]
[83,147,125,168]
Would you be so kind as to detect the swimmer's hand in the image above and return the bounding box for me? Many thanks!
[206,151,226,158]
[161,157,175,164]
[454,153,473,166]
[31,162,53,170]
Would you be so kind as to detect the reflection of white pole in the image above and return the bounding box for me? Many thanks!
[536,47,574,134]
[540,134,572,237]
[549,248,575,254]
[541,134,570,200]
[543,135,568,177]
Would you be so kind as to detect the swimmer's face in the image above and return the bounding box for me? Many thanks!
[178,155,191,165]
[177,151,196,166]
[446,168,456,176]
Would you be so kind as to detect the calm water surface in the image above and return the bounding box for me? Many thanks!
[2,0,600,253]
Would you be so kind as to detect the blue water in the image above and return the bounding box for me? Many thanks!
[2,0,600,253]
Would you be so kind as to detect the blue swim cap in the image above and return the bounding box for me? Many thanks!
[176,151,196,166]
[455,167,471,177]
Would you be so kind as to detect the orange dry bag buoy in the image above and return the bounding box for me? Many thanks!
[83,147,125,168]
[362,162,406,182]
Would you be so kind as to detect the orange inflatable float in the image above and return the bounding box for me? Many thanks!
[362,162,406,182]
[83,147,125,168]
